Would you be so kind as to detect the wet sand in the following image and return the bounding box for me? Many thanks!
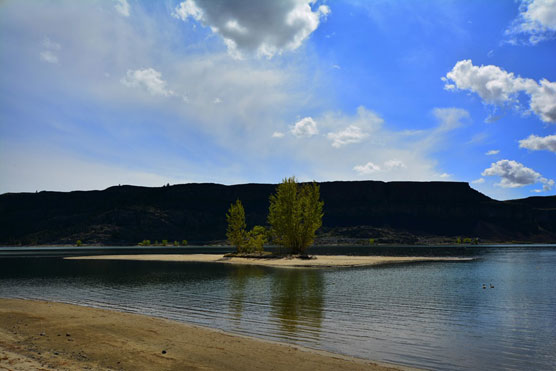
[66,254,471,267]
[0,298,414,371]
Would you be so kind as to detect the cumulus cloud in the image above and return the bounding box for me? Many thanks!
[115,0,130,17]
[290,117,318,137]
[443,59,556,123]
[482,159,554,190]
[486,149,500,155]
[506,0,556,44]
[353,162,381,175]
[121,68,174,97]
[272,131,285,138]
[472,178,485,184]
[519,133,556,153]
[172,0,330,58]
[327,125,368,148]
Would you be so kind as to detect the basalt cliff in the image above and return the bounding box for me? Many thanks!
[1,181,555,245]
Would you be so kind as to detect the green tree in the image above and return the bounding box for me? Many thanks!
[181,239,188,246]
[268,177,324,255]
[226,199,247,253]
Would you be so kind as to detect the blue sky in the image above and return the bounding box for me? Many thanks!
[0,0,555,200]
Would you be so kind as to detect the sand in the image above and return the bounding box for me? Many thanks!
[0,298,415,371]
[66,254,471,267]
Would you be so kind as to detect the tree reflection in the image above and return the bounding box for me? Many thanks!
[229,265,265,322]
[270,269,324,337]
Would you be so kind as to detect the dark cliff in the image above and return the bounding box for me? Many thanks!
[0,181,555,245]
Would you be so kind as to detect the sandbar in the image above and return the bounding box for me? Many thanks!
[66,254,471,267]
[0,298,414,371]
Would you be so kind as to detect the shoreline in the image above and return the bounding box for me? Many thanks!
[0,298,415,370]
[65,254,472,268]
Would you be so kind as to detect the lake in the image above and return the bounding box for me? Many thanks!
[1,246,555,370]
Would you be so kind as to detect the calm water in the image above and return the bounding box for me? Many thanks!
[1,247,555,370]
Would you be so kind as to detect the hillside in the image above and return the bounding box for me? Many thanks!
[0,181,555,245]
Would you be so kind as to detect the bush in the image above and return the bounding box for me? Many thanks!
[162,239,168,246]
[76,240,83,247]
[245,225,268,253]
[181,239,188,246]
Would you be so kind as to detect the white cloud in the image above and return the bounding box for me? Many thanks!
[327,125,368,148]
[40,50,58,64]
[439,173,451,179]
[481,159,554,190]
[121,68,174,97]
[272,131,285,138]
[172,0,330,58]
[443,59,556,123]
[353,162,381,175]
[529,79,556,122]
[290,117,318,138]
[39,37,60,64]
[519,133,556,153]
[506,0,556,44]
[472,178,485,184]
[384,160,406,170]
[353,159,407,176]
[115,0,130,17]
[42,37,61,51]
[432,107,470,131]
[486,149,500,155]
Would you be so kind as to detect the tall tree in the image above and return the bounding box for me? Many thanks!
[226,199,246,252]
[268,177,323,254]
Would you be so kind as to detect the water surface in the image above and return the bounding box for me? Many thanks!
[1,246,555,370]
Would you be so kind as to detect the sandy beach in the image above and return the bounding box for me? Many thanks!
[65,254,471,268]
[0,298,415,371]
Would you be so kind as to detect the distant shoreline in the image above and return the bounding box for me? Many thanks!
[0,298,413,371]
[65,254,473,268]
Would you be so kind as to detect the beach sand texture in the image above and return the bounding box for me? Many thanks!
[66,254,470,267]
[0,298,413,370]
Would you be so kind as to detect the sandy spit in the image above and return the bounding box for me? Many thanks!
[65,254,471,268]
[0,298,417,371]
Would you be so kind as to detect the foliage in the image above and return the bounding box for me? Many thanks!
[245,225,268,253]
[226,199,247,253]
[75,240,82,247]
[173,240,179,246]
[368,238,375,245]
[138,239,151,246]
[161,239,168,246]
[181,239,188,246]
[267,177,324,254]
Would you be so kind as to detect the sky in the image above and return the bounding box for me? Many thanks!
[0,0,555,200]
